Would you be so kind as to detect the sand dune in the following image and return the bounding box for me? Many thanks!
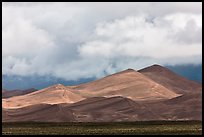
[2,96,162,122]
[144,92,202,120]
[2,64,202,122]
[2,84,84,109]
[138,64,202,94]
[2,88,37,98]
[3,94,201,122]
[69,69,180,100]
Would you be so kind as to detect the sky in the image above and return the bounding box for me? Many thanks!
[2,2,202,84]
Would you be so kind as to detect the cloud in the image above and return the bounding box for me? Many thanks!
[79,14,201,63]
[2,2,202,80]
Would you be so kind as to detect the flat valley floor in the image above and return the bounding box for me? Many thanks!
[2,121,202,135]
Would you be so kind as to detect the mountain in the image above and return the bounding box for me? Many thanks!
[2,68,180,109]
[2,94,201,122]
[144,92,202,120]
[69,68,180,101]
[2,96,166,122]
[2,64,201,91]
[2,84,84,109]
[2,88,37,98]
[2,103,75,122]
[2,64,202,122]
[138,64,202,94]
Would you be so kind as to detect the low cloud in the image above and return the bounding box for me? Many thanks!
[2,2,202,80]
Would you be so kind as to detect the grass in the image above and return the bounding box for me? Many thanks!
[2,121,202,135]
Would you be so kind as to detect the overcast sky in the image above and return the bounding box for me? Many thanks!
[2,2,202,81]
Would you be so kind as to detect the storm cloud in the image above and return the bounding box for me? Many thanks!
[2,2,202,80]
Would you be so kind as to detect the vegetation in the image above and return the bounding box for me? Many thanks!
[2,121,202,135]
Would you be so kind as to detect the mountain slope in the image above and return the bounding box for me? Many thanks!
[2,96,163,122]
[138,64,202,94]
[2,65,202,122]
[2,88,37,99]
[3,94,202,122]
[2,84,84,109]
[2,104,75,122]
[144,92,202,120]
[69,69,180,101]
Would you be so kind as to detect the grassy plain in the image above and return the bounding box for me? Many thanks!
[2,121,202,135]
